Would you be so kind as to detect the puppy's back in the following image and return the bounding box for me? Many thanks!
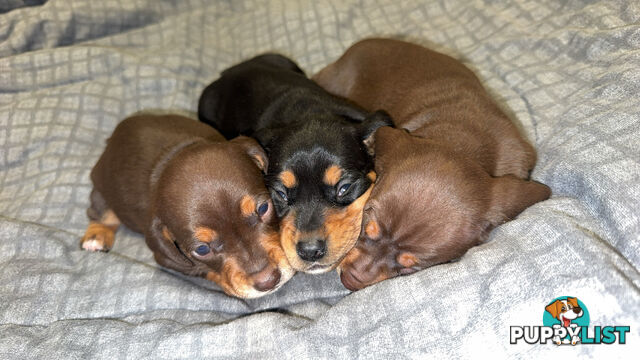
[314,38,536,178]
[198,54,312,138]
[315,38,480,125]
[91,115,224,232]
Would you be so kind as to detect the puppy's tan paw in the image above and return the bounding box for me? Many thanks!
[81,223,115,252]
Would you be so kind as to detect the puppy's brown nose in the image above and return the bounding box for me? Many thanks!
[340,270,365,291]
[251,266,281,292]
[573,307,582,314]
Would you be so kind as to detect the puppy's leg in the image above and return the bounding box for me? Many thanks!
[570,324,580,345]
[571,335,580,345]
[81,189,120,252]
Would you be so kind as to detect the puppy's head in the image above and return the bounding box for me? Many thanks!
[339,127,551,290]
[145,136,294,299]
[255,111,392,273]
[545,298,583,326]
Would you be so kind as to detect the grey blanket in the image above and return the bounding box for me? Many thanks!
[0,0,638,358]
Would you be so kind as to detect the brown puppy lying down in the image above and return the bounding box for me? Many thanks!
[80,114,294,298]
[313,38,551,291]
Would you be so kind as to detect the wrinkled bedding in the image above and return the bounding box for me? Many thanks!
[0,0,639,358]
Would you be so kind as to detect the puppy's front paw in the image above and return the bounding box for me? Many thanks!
[81,223,115,252]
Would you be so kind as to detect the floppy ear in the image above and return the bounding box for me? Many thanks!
[330,102,369,122]
[197,81,221,126]
[486,175,551,226]
[230,135,268,173]
[567,297,579,308]
[545,300,561,319]
[252,127,283,154]
[145,216,195,275]
[400,112,433,133]
[253,53,305,74]
[358,110,394,154]
[371,126,408,162]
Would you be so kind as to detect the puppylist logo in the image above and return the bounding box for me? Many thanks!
[510,296,630,345]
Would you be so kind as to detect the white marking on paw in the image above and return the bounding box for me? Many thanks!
[82,239,104,252]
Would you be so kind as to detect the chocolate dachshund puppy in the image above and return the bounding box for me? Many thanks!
[81,113,294,298]
[314,38,551,290]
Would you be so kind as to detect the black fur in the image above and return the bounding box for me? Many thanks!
[198,54,392,267]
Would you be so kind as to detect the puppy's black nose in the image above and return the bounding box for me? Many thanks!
[296,239,327,262]
[573,307,582,314]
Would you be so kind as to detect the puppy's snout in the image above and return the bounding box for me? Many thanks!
[296,238,327,262]
[340,254,384,291]
[340,270,364,291]
[251,266,282,292]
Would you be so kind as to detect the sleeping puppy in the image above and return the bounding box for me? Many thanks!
[198,54,392,274]
[80,114,294,298]
[313,38,551,290]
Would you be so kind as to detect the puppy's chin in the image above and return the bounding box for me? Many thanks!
[303,263,334,274]
[288,247,350,274]
[283,256,334,274]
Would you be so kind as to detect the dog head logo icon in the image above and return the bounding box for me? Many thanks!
[543,296,590,345]
[545,297,584,327]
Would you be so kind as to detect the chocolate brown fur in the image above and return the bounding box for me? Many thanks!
[81,114,294,298]
[313,38,551,290]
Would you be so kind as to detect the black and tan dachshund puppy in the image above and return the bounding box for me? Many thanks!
[198,54,391,274]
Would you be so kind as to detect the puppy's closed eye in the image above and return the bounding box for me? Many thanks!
[399,267,418,275]
[275,190,288,202]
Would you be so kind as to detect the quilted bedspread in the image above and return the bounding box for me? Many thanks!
[0,0,638,358]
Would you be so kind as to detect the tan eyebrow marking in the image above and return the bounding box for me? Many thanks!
[367,171,376,182]
[364,220,380,239]
[323,165,342,186]
[194,226,217,243]
[240,195,256,217]
[397,252,418,268]
[279,170,297,188]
